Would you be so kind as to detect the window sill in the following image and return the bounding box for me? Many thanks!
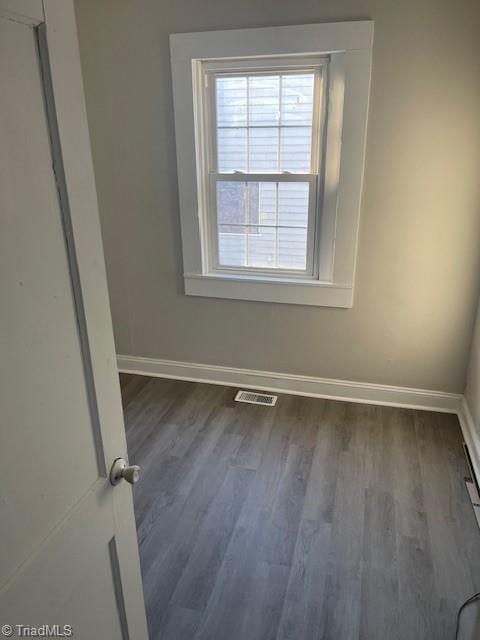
[183,273,353,308]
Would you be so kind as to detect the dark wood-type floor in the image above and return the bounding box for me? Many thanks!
[120,374,480,640]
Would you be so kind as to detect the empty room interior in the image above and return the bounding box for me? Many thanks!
[2,0,480,638]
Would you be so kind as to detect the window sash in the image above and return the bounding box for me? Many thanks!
[207,65,324,176]
[207,173,318,277]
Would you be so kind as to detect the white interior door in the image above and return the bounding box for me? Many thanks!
[0,1,148,638]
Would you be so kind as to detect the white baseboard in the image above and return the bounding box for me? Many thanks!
[117,354,461,413]
[458,397,480,485]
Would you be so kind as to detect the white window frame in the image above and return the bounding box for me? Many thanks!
[170,21,373,307]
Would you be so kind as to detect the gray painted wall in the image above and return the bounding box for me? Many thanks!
[74,0,480,392]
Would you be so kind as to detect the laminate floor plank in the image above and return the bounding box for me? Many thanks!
[359,488,399,640]
[153,604,202,640]
[171,465,254,610]
[276,518,332,640]
[320,450,366,640]
[143,430,243,637]
[232,402,277,470]
[397,534,440,640]
[302,400,344,524]
[121,376,480,640]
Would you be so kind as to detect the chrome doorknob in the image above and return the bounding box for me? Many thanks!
[110,458,141,486]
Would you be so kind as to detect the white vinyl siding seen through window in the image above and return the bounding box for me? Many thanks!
[170,22,373,307]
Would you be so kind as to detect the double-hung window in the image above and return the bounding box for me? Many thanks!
[206,59,324,278]
[170,22,373,307]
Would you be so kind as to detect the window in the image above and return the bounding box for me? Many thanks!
[208,61,323,278]
[170,21,373,307]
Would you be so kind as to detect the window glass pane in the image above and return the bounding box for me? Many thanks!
[218,227,246,267]
[217,182,246,225]
[216,181,310,271]
[281,74,315,125]
[277,227,308,270]
[249,76,280,126]
[217,128,247,172]
[247,182,260,224]
[216,77,247,126]
[249,128,279,172]
[278,182,309,227]
[258,182,276,225]
[280,127,312,172]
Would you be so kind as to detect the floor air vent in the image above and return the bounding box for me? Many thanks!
[234,390,277,406]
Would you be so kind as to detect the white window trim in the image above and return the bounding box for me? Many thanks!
[170,21,374,308]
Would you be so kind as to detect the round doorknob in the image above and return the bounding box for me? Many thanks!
[110,458,141,486]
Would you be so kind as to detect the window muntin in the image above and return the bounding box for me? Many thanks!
[203,59,325,278]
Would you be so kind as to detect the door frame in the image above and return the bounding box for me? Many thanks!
[0,1,148,636]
